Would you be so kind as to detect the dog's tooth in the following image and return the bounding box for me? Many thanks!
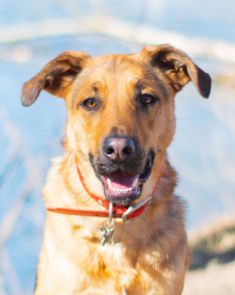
[107,178,112,189]
[113,188,120,193]
[132,177,139,189]
[110,186,134,194]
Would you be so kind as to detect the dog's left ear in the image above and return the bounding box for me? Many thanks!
[21,51,91,106]
[141,44,211,98]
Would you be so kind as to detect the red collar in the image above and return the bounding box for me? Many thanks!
[47,155,165,220]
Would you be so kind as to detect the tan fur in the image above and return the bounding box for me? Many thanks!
[21,44,211,295]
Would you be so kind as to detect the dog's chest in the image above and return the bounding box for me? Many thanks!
[52,241,159,294]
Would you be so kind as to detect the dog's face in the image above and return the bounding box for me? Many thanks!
[22,45,211,206]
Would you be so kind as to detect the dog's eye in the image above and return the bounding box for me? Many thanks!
[81,97,100,111]
[139,94,159,105]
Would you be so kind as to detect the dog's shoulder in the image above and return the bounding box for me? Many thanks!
[42,155,74,206]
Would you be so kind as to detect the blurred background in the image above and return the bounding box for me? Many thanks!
[0,0,235,294]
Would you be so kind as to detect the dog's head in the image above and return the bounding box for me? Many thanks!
[22,45,211,207]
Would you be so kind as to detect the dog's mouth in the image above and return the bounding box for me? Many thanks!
[98,152,155,207]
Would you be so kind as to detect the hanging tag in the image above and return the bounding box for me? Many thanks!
[99,220,115,246]
[99,202,116,245]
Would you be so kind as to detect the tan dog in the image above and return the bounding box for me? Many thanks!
[22,44,211,295]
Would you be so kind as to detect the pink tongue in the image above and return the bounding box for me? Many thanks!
[107,172,138,189]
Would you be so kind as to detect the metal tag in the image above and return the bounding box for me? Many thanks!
[99,202,116,246]
[99,220,115,246]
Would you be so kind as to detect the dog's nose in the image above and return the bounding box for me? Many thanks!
[103,136,136,162]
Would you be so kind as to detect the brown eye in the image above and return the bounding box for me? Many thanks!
[80,97,100,111]
[139,94,159,105]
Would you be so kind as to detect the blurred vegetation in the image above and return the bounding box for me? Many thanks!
[190,219,235,270]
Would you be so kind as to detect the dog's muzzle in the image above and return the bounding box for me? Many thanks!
[90,136,155,207]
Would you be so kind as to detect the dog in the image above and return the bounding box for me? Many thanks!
[22,44,211,295]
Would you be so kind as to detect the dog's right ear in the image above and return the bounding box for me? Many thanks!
[21,51,91,106]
